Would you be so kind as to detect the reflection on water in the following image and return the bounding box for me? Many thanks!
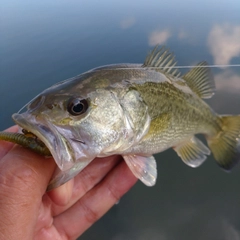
[0,0,240,240]
[120,17,136,29]
[148,23,240,67]
[208,24,240,65]
[148,29,171,46]
[215,69,240,93]
[109,219,240,240]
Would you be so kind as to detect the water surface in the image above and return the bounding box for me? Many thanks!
[1,1,240,239]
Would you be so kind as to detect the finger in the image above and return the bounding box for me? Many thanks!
[0,125,19,159]
[49,155,121,216]
[0,145,56,239]
[54,161,137,239]
[35,155,120,240]
[48,179,74,207]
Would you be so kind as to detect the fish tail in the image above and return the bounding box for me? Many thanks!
[207,115,240,170]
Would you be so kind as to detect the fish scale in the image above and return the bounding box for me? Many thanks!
[0,46,239,190]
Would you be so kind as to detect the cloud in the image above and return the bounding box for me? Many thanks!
[120,17,136,29]
[208,24,240,65]
[215,69,240,93]
[178,29,188,40]
[148,29,171,46]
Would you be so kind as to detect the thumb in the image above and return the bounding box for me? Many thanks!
[0,127,56,238]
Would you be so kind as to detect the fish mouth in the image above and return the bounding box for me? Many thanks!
[12,113,75,171]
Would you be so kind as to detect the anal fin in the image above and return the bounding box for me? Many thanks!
[123,155,157,186]
[173,136,210,167]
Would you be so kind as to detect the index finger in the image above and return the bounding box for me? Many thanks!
[0,133,56,239]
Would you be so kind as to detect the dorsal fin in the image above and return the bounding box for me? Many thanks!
[182,61,215,99]
[143,46,181,77]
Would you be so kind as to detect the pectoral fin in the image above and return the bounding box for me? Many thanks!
[173,136,210,167]
[123,155,157,186]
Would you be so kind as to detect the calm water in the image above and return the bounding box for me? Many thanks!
[1,1,240,239]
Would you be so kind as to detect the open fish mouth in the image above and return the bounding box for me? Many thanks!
[12,113,75,171]
[20,128,47,145]
[21,128,51,156]
[12,113,97,190]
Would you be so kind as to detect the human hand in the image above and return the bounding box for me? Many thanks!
[0,126,137,240]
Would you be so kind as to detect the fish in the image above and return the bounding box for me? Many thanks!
[1,46,240,191]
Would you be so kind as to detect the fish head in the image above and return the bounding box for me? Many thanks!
[12,73,150,189]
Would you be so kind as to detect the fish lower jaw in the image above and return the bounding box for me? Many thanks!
[12,113,74,171]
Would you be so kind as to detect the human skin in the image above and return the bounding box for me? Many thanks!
[0,126,137,240]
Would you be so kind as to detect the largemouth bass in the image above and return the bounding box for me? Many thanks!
[1,46,240,190]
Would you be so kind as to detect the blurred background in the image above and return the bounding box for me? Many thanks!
[1,0,240,239]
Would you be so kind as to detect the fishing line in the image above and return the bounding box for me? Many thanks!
[95,64,240,71]
[15,63,240,114]
[157,64,240,69]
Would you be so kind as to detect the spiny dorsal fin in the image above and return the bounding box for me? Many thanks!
[143,46,181,77]
[182,62,215,99]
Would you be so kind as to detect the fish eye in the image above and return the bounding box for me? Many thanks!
[67,98,88,116]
